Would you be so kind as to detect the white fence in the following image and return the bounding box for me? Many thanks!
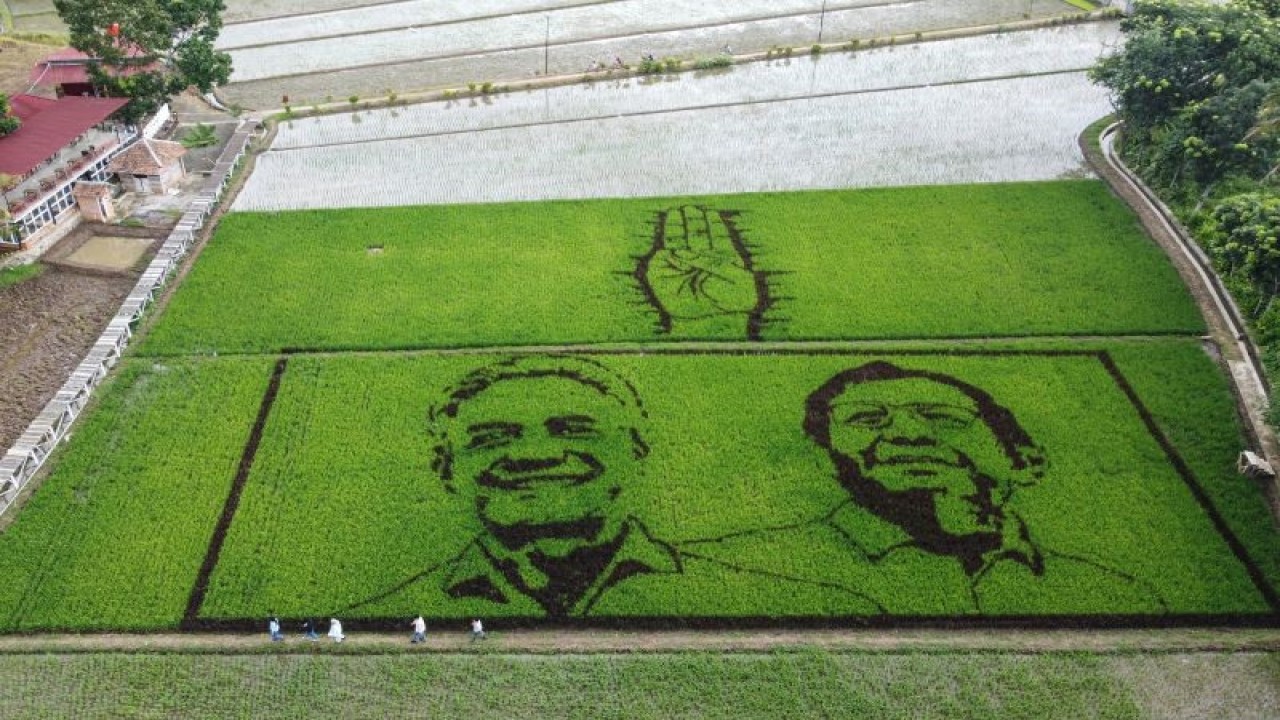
[0,118,260,518]
[142,103,172,139]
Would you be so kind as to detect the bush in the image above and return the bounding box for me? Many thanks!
[179,123,218,149]
[692,55,732,70]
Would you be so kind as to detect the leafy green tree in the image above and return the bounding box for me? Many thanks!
[1155,80,1280,188]
[1238,0,1279,16]
[1089,0,1280,196]
[0,94,20,137]
[53,0,232,123]
[1206,192,1280,315]
[1246,86,1280,181]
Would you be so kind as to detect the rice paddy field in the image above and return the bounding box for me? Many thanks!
[237,73,1109,210]
[3,7,1278,717]
[233,24,1115,210]
[215,0,1088,108]
[158,183,1201,354]
[269,23,1119,150]
[3,179,1277,632]
[2,0,64,35]
[221,0,1073,82]
[5,650,1277,719]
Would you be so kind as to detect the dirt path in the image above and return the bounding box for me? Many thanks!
[2,627,1279,654]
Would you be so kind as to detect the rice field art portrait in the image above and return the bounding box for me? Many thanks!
[338,355,881,620]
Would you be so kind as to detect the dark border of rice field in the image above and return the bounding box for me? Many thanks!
[178,346,1280,632]
[215,330,1207,360]
[1080,117,1279,517]
[181,357,289,629]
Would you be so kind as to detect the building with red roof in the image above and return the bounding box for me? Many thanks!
[1,94,137,248]
[28,46,155,98]
[0,95,128,177]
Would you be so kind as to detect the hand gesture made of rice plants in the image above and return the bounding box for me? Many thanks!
[635,205,772,339]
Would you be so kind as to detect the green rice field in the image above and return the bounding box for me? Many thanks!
[3,650,1226,720]
[0,341,1275,630]
[139,182,1203,354]
[2,182,1275,633]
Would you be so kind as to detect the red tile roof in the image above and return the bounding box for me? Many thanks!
[0,95,128,176]
[28,47,155,88]
[107,138,186,175]
[10,94,57,122]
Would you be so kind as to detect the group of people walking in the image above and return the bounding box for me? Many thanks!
[267,616,486,644]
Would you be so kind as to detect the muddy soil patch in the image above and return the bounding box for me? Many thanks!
[59,236,153,273]
[0,226,161,452]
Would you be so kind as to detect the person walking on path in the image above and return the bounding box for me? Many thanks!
[268,617,284,642]
[410,615,426,644]
[328,618,345,643]
[301,618,319,641]
[470,618,486,642]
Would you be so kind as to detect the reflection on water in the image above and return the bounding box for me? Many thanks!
[272,23,1118,151]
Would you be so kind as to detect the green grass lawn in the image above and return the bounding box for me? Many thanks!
[0,263,43,289]
[138,182,1204,355]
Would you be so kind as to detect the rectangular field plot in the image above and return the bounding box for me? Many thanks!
[0,358,274,631]
[268,24,1118,151]
[233,72,1108,210]
[141,183,1203,356]
[196,349,1276,624]
[222,0,1065,82]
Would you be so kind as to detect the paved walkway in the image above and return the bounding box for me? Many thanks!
[2,627,1278,654]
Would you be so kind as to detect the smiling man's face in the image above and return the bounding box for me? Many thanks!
[450,375,636,550]
[826,377,1007,536]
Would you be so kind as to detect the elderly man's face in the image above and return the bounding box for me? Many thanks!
[826,378,1009,536]
[450,375,637,547]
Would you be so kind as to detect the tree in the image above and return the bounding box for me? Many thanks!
[0,94,20,137]
[1156,80,1279,189]
[1206,192,1280,316]
[1089,0,1280,196]
[53,0,232,123]
[1246,85,1280,181]
[1238,0,1279,17]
